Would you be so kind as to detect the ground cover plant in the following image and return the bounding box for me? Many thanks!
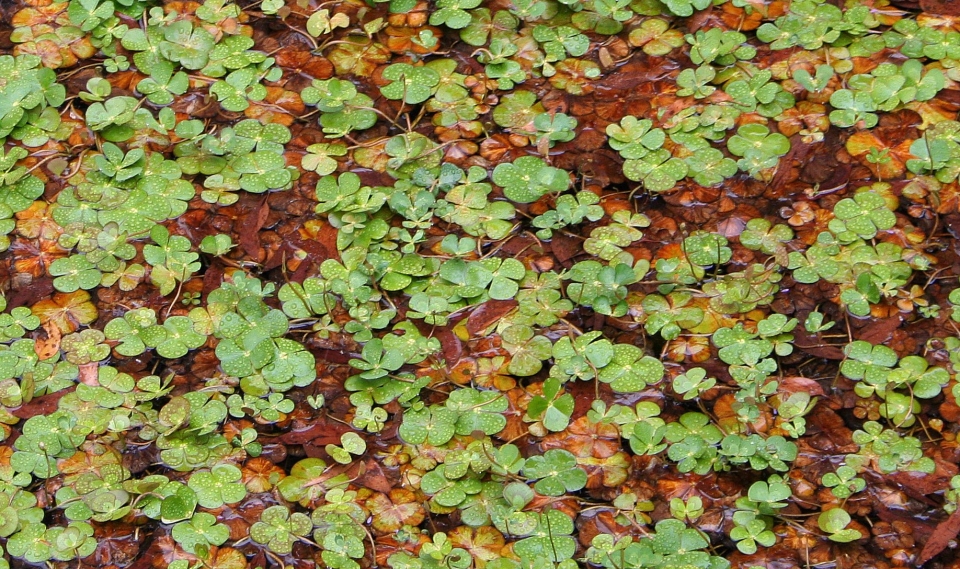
[7,0,960,567]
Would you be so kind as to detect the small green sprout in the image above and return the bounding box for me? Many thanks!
[822,465,866,499]
[818,508,862,543]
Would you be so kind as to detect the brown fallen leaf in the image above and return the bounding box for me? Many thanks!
[551,232,581,264]
[466,300,518,336]
[9,386,76,420]
[278,413,351,446]
[921,0,960,16]
[793,327,845,360]
[78,362,100,386]
[857,315,902,346]
[804,406,857,453]
[6,277,54,310]
[778,376,825,397]
[238,196,270,261]
[435,326,463,366]
[201,262,226,297]
[888,470,948,507]
[919,509,960,565]
[33,321,61,360]
[357,458,395,494]
[941,397,960,423]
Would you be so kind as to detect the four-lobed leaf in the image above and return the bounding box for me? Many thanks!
[492,156,569,203]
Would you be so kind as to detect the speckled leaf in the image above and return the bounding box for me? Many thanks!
[188,464,246,508]
[399,406,458,445]
[159,484,197,524]
[447,388,507,435]
[598,345,665,392]
[380,63,440,104]
[522,449,586,496]
[513,510,575,562]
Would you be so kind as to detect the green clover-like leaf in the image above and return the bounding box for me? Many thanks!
[250,505,312,555]
[380,63,441,105]
[522,449,587,496]
[187,463,246,508]
[598,344,664,392]
[171,512,229,554]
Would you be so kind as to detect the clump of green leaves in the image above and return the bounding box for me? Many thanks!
[5,1,960,568]
[829,60,943,128]
[848,421,934,474]
[532,191,603,239]
[607,116,688,192]
[566,261,641,317]
[492,156,569,203]
[840,340,947,426]
[301,78,378,137]
[726,123,791,180]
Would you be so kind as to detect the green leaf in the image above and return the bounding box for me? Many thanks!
[513,510,575,562]
[172,512,230,554]
[818,508,861,542]
[446,388,507,436]
[522,449,586,496]
[250,505,312,555]
[607,350,664,392]
[492,156,569,203]
[159,483,198,524]
[187,463,246,508]
[380,63,441,104]
[399,406,458,446]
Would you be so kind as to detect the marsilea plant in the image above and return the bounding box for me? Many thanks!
[1,0,960,567]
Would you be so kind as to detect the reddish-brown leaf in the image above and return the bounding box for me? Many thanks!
[10,386,75,419]
[466,300,518,336]
[78,362,99,386]
[238,197,270,261]
[33,320,61,360]
[857,315,902,346]
[356,458,394,495]
[278,413,351,446]
[793,327,845,360]
[919,510,960,565]
[778,376,825,397]
[921,0,960,15]
[365,489,426,534]
[551,232,581,264]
